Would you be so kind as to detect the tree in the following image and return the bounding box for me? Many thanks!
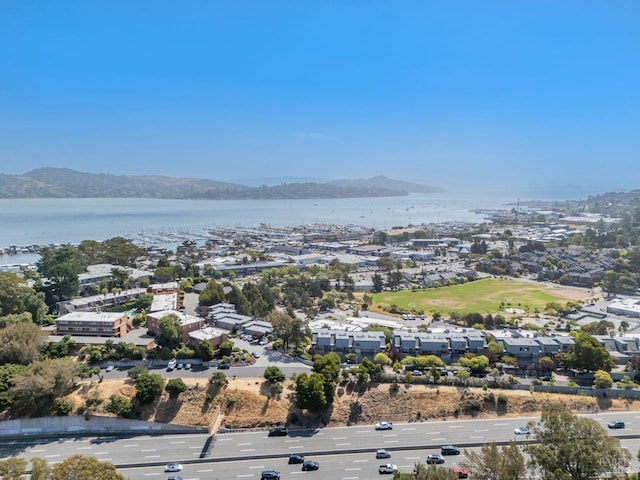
[266,310,297,349]
[219,340,234,357]
[374,352,391,366]
[460,441,526,480]
[0,321,46,365]
[372,273,384,293]
[198,280,225,306]
[0,457,27,480]
[528,402,630,480]
[165,378,188,396]
[209,371,228,386]
[134,373,165,404]
[295,372,328,411]
[593,370,613,389]
[30,458,50,480]
[157,314,182,348]
[10,358,80,414]
[198,340,215,361]
[570,331,614,372]
[264,366,285,383]
[126,364,149,381]
[51,454,126,480]
[0,272,47,324]
[37,245,81,306]
[459,354,489,373]
[537,356,555,373]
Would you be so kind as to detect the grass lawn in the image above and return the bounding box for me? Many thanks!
[372,278,573,316]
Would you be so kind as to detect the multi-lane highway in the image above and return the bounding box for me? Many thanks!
[2,411,640,479]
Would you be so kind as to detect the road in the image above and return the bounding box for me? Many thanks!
[3,411,640,479]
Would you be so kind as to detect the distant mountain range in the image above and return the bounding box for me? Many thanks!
[0,168,445,200]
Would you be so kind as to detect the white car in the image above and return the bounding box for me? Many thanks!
[514,427,531,435]
[252,352,260,358]
[164,464,183,472]
[105,365,114,372]
[375,421,393,430]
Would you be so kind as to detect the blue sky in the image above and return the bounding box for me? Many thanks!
[1,1,638,194]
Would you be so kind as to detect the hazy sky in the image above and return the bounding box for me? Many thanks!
[1,1,638,193]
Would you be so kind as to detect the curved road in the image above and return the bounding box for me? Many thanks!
[3,411,640,479]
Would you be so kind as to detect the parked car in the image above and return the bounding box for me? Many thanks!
[375,421,393,430]
[259,338,269,345]
[514,427,531,435]
[252,352,260,358]
[217,362,230,369]
[268,427,288,437]
[378,464,398,474]
[302,461,319,471]
[608,421,625,429]
[164,463,183,472]
[426,454,445,464]
[184,363,191,370]
[261,470,280,480]
[411,370,423,376]
[441,445,460,455]
[176,363,184,370]
[167,359,177,371]
[376,449,391,459]
[105,365,114,372]
[288,454,304,464]
[453,467,469,479]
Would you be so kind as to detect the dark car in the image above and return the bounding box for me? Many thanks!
[268,427,288,437]
[288,454,305,464]
[441,445,461,455]
[217,362,230,369]
[376,449,391,459]
[608,421,625,429]
[302,461,319,471]
[426,454,445,464]
[261,471,280,480]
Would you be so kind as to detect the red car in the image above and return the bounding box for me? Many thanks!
[452,468,469,479]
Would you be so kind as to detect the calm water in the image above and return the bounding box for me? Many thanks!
[0,191,570,265]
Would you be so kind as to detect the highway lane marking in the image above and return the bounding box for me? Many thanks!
[399,464,413,468]
[216,438,232,441]
[332,437,347,440]
[428,432,440,435]
[31,449,45,453]
[98,458,112,461]
[237,475,254,478]
[405,457,421,460]
[141,449,157,452]
[94,452,109,455]
[353,460,368,463]
[241,449,256,452]
[336,443,351,446]
[124,444,139,447]
[342,477,359,479]
[144,473,161,476]
[45,455,60,458]
[384,441,399,444]
[448,425,463,428]
[493,423,508,425]
[170,441,186,444]
[248,466,264,469]
[432,438,445,441]
[475,429,488,432]
[197,470,213,473]
[238,443,253,446]
[285,439,300,442]
[345,468,361,471]
[288,446,304,449]
[189,446,201,449]
[469,436,484,439]
[355,430,369,433]
[77,447,93,450]
[145,455,161,458]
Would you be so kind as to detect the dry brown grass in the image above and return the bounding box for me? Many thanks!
[66,377,640,430]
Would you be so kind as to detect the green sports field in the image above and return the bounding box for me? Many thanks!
[372,278,577,316]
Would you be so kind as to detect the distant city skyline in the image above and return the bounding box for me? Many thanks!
[1,1,638,194]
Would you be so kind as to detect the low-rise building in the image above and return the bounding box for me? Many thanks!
[147,310,204,344]
[56,311,133,337]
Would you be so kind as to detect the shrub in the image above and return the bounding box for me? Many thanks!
[165,378,188,396]
[264,366,285,383]
[55,399,73,416]
[127,364,149,381]
[497,394,508,405]
[105,394,133,418]
[135,373,165,404]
